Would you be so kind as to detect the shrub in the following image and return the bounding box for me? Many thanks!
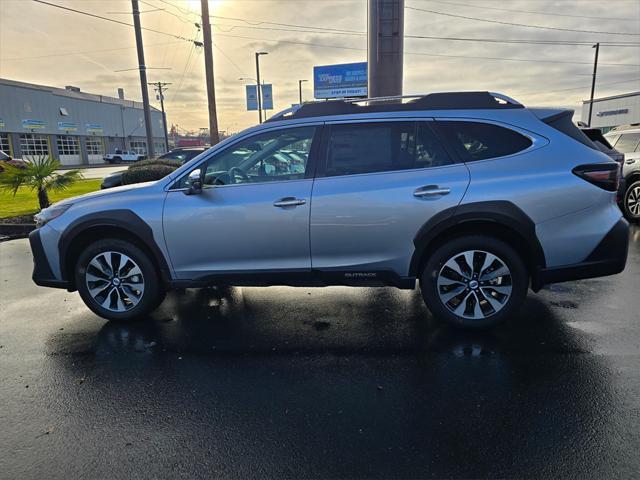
[130,158,181,169]
[122,164,177,185]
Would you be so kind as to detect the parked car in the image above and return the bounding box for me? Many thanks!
[101,147,208,189]
[103,150,145,164]
[29,92,629,329]
[0,150,27,173]
[605,124,640,222]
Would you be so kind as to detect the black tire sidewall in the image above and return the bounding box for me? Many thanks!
[624,180,640,222]
[75,238,162,322]
[420,235,528,329]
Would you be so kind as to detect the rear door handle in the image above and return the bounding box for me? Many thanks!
[626,158,637,164]
[273,197,306,207]
[413,185,451,198]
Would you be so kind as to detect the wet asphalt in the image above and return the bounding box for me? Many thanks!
[1,226,639,479]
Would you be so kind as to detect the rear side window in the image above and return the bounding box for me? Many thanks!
[438,121,533,162]
[325,122,452,176]
[613,133,640,154]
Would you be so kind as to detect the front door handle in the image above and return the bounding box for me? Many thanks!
[273,197,306,207]
[413,185,451,198]
[626,158,637,164]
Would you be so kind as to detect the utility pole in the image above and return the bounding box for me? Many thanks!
[149,82,171,151]
[368,0,404,98]
[131,0,155,158]
[298,79,307,104]
[201,0,220,145]
[255,52,268,123]
[587,42,600,127]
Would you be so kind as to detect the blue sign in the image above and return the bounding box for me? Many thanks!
[58,121,78,132]
[86,123,104,134]
[22,119,46,130]
[246,85,258,111]
[313,62,367,99]
[261,84,273,110]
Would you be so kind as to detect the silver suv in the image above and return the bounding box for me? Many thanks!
[29,92,629,329]
[605,124,640,221]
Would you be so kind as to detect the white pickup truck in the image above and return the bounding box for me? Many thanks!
[103,151,145,164]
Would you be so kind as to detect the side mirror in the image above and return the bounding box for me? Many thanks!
[185,169,203,195]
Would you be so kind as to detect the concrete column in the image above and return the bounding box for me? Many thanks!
[368,0,404,98]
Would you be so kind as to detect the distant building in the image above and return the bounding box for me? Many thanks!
[581,91,640,133]
[0,78,166,166]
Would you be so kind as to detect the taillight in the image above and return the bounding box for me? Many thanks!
[572,163,620,192]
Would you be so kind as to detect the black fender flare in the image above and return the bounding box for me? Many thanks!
[58,209,172,285]
[408,201,546,277]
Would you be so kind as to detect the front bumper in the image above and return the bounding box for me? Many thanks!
[532,218,629,291]
[29,229,69,289]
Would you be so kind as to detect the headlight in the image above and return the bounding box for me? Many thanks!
[34,203,73,228]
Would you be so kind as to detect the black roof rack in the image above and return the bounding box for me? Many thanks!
[267,91,523,122]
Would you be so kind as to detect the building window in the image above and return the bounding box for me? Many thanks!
[130,141,147,155]
[86,138,104,155]
[154,141,166,155]
[19,134,49,156]
[57,135,80,155]
[0,133,11,155]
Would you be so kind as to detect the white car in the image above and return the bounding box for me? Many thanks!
[103,151,145,164]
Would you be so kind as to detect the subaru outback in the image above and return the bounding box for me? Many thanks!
[29,92,629,329]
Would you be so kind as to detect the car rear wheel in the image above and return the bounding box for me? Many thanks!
[420,235,528,329]
[624,180,640,222]
[75,238,164,322]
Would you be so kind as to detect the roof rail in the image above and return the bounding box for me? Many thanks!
[266,91,523,122]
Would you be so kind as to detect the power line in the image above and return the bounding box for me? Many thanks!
[210,14,365,35]
[516,77,640,96]
[421,0,639,22]
[2,41,182,61]
[154,0,200,18]
[139,0,193,24]
[405,5,640,36]
[213,43,246,76]
[32,0,198,43]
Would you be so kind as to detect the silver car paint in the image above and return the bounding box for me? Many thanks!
[34,105,624,284]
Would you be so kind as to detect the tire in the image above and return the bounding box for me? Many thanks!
[420,235,528,329]
[113,156,122,164]
[623,180,640,223]
[75,238,164,322]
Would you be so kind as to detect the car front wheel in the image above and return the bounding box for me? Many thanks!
[420,235,528,329]
[75,238,164,322]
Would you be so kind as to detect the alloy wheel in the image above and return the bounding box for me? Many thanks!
[437,250,513,319]
[627,185,640,217]
[85,251,145,312]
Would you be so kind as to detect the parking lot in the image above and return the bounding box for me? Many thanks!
[1,225,639,478]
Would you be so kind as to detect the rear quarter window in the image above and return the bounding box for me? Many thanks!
[437,121,533,162]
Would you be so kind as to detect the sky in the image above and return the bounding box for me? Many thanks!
[1,0,639,134]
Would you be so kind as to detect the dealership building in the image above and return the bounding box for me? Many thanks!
[581,91,640,133]
[0,78,166,166]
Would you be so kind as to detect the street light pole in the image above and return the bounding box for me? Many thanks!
[587,42,600,127]
[298,79,308,104]
[255,52,268,123]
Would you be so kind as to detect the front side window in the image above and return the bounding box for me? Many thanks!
[178,126,316,188]
[613,133,640,154]
[325,122,452,177]
[438,121,533,162]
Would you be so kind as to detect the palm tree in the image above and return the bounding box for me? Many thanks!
[0,155,83,210]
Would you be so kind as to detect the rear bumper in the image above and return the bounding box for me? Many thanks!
[532,218,629,291]
[29,229,69,289]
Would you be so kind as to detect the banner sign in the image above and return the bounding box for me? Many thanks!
[246,85,258,111]
[261,84,273,110]
[86,123,104,134]
[313,62,367,99]
[58,121,78,132]
[22,119,46,129]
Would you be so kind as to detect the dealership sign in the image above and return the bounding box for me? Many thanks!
[596,108,629,117]
[58,121,78,132]
[86,123,104,134]
[22,119,45,129]
[313,62,367,99]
